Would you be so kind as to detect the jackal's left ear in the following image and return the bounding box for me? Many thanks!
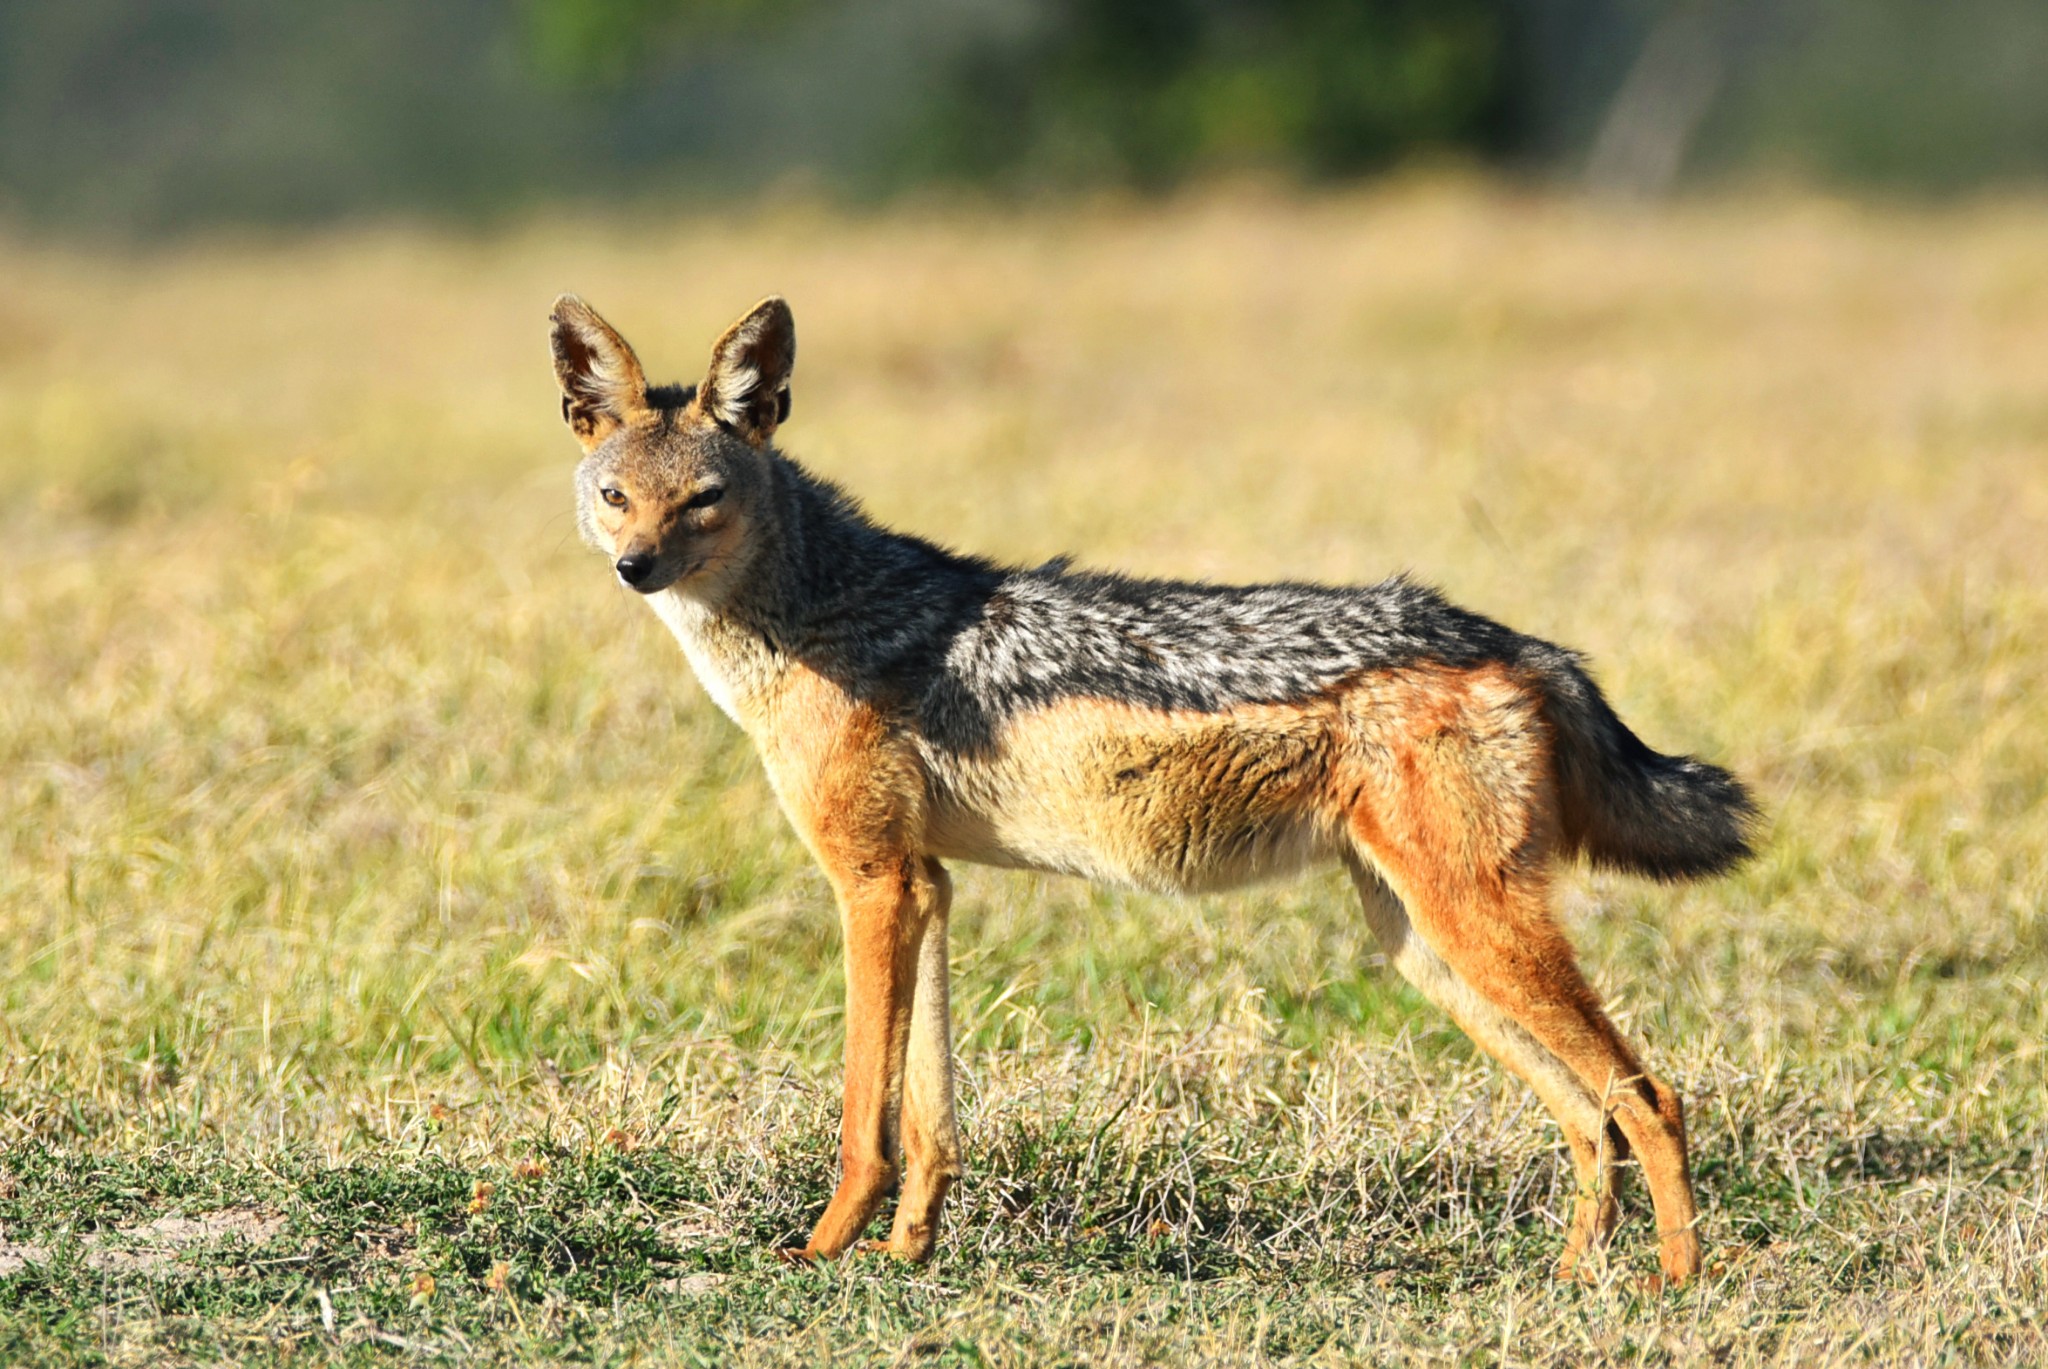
[550,294,648,452]
[699,297,795,444]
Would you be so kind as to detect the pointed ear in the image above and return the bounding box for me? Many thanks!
[550,294,648,452]
[699,297,795,444]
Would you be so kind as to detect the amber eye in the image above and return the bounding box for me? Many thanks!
[600,487,628,509]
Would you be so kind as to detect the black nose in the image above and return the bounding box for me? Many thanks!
[615,553,657,587]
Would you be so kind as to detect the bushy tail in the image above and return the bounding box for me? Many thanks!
[1529,646,1759,881]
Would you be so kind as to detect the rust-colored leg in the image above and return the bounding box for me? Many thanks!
[1348,860,1626,1279]
[1359,851,1701,1284]
[865,859,961,1262]
[791,856,931,1261]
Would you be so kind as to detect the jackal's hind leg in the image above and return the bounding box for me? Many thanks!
[1349,853,1701,1284]
[1345,860,1629,1280]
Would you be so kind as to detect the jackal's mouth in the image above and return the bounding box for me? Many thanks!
[617,561,682,594]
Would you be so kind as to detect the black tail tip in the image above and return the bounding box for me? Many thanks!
[1643,761,1762,882]
[1587,756,1763,883]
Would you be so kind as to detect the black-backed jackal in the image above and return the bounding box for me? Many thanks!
[549,295,1757,1285]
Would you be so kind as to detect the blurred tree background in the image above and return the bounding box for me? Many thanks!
[0,0,2043,234]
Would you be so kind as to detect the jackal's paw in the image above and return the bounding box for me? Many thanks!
[1656,1236,1703,1289]
[1557,1264,1677,1297]
[854,1237,935,1264]
[775,1246,822,1267]
[1638,1258,1706,1295]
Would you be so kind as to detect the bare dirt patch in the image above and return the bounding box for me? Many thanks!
[0,1204,288,1275]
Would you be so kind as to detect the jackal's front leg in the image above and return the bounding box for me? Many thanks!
[864,859,960,1262]
[790,856,931,1261]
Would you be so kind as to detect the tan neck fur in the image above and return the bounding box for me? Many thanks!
[646,589,788,731]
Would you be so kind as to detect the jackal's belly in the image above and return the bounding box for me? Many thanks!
[921,697,1346,895]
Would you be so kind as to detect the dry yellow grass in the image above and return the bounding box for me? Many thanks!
[0,181,2044,1363]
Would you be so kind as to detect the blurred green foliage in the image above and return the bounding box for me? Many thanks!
[0,0,2042,234]
[0,0,577,229]
[1724,0,2048,193]
[524,0,809,87]
[907,0,1511,185]
[523,0,1515,184]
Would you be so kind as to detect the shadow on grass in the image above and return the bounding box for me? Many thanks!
[0,1131,1551,1304]
[1,1106,2025,1320]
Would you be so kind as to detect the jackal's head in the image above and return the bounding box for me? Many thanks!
[550,294,795,599]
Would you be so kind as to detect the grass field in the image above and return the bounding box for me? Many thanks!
[1,181,2044,1365]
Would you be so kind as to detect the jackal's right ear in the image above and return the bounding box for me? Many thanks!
[550,295,648,452]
